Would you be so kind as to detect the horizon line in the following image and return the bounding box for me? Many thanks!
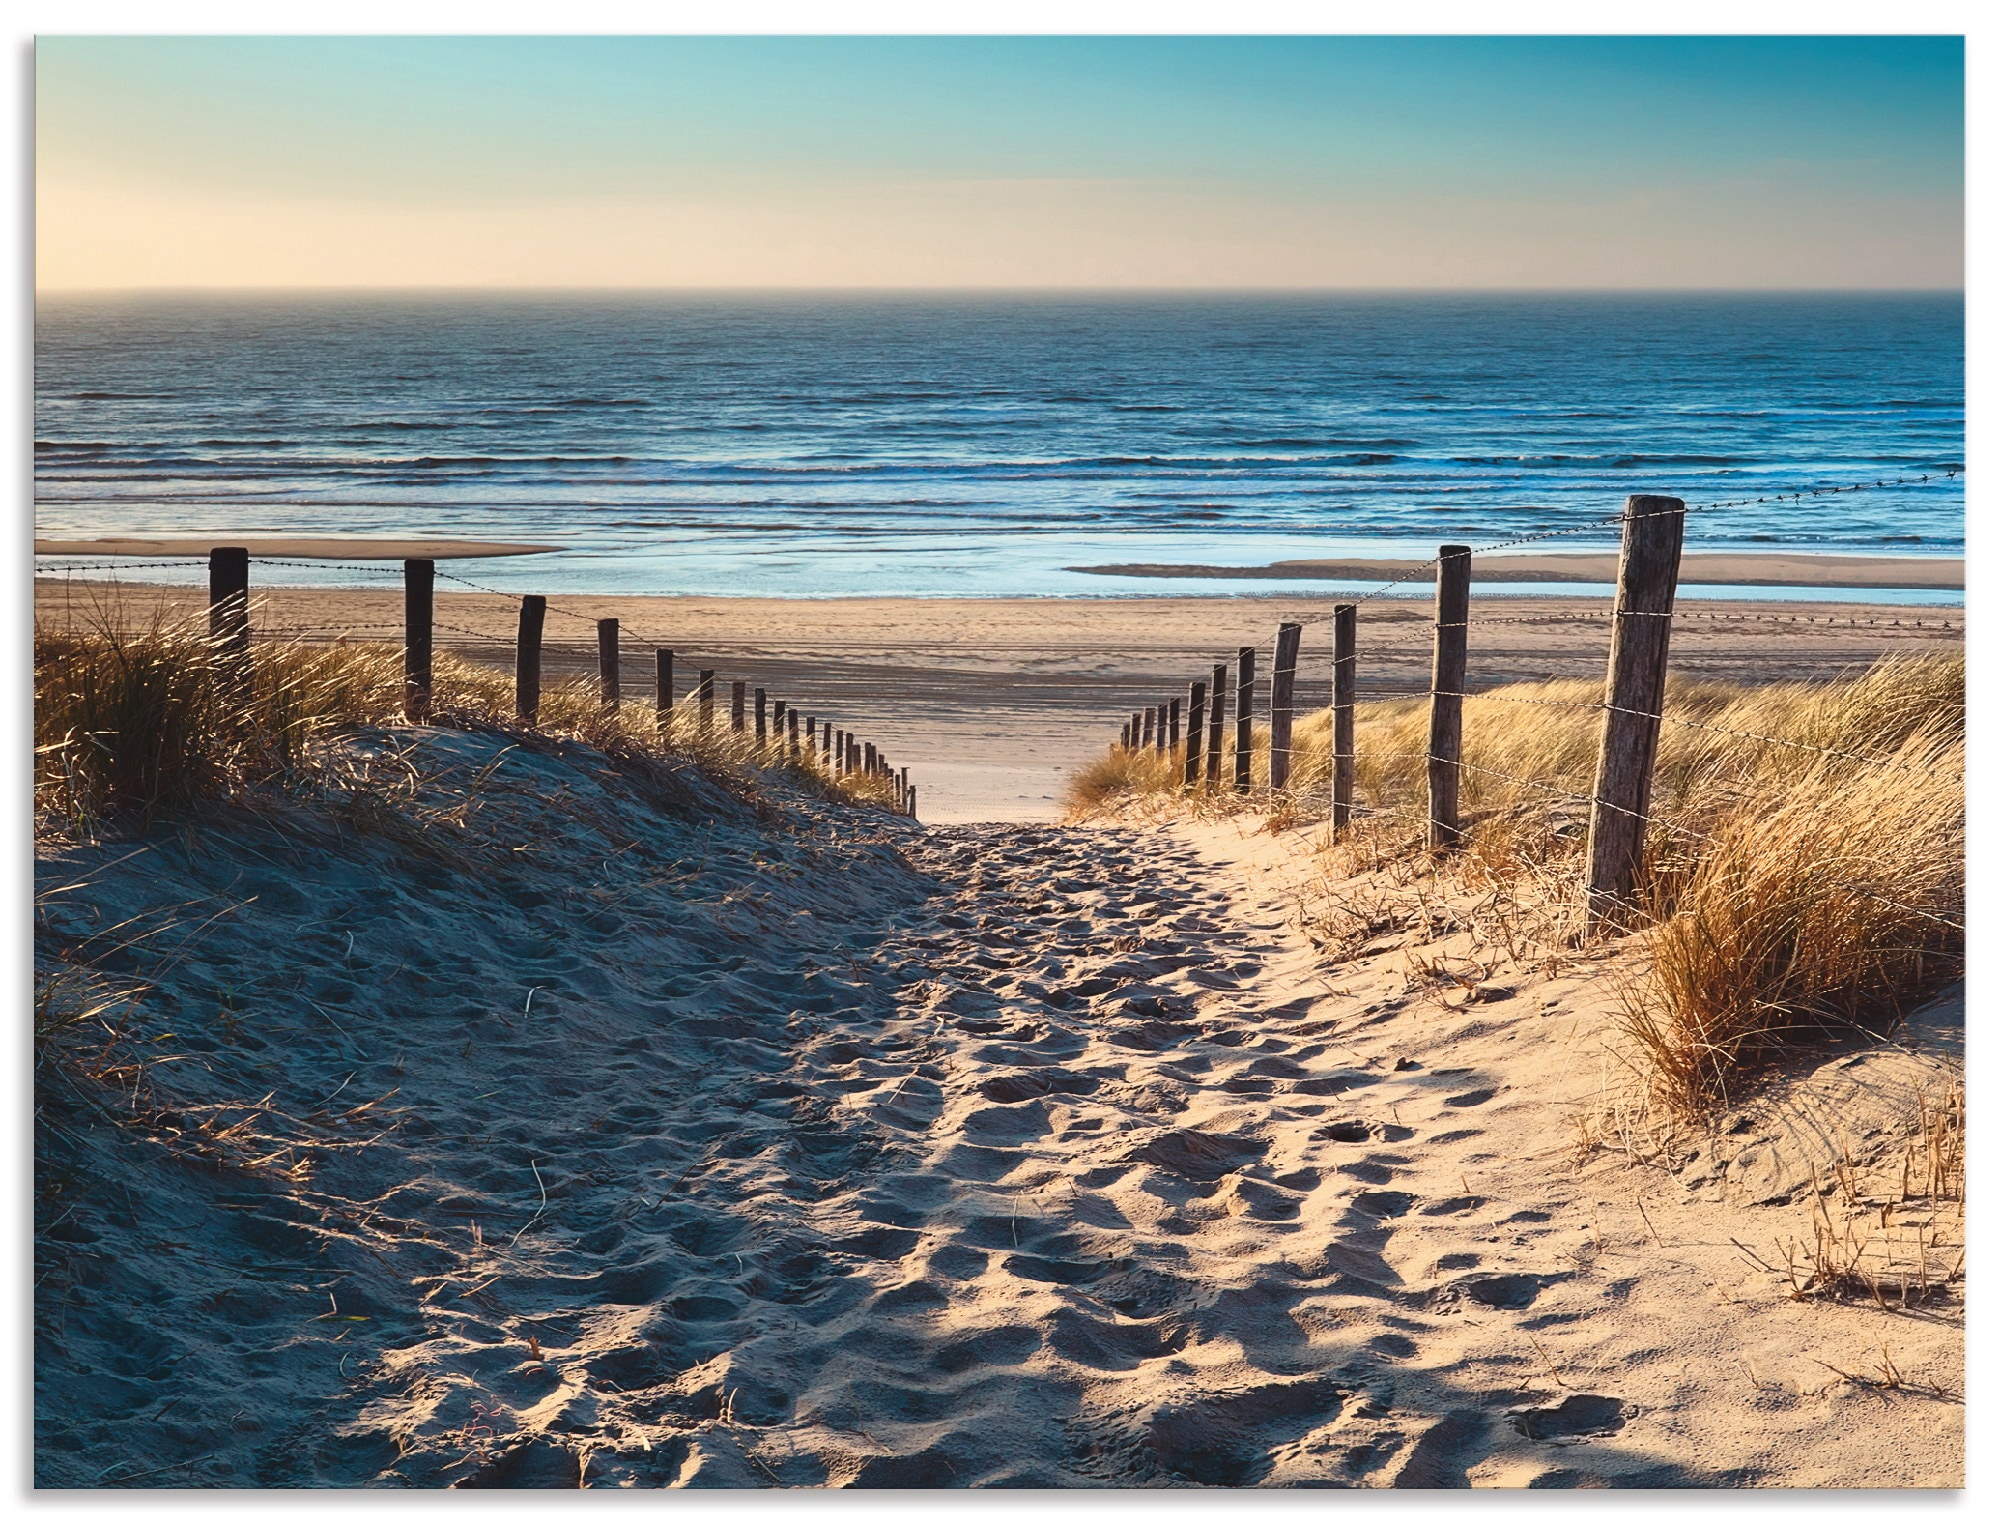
[36,283,1967,297]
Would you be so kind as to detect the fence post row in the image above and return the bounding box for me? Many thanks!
[1426,546,1471,848]
[596,618,620,711]
[1184,680,1207,787]
[404,558,435,723]
[1331,603,1357,829]
[1586,495,1687,928]
[1268,621,1302,793]
[1234,646,1255,791]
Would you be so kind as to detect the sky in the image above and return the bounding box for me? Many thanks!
[35,34,1964,290]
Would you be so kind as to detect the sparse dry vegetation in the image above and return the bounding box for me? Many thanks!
[34,599,898,839]
[1067,654,1964,1114]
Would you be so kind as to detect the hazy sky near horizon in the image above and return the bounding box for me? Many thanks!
[37,35,1963,290]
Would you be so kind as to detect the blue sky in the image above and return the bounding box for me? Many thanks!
[36,35,1964,288]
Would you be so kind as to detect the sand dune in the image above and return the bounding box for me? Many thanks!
[34,727,1959,1487]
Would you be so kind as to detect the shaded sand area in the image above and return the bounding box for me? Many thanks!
[35,729,1960,1486]
[32,583,1963,824]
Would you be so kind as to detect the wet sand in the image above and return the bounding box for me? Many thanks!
[33,582,1964,824]
[1068,552,1963,590]
[34,536,563,559]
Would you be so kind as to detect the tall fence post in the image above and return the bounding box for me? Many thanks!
[1234,646,1255,791]
[1143,707,1157,750]
[906,785,918,820]
[596,618,620,712]
[515,595,546,723]
[1183,681,1207,787]
[1427,546,1471,848]
[208,545,250,658]
[1157,701,1172,754]
[698,670,715,730]
[755,687,768,746]
[1587,495,1687,928]
[1205,663,1228,787]
[730,681,746,733]
[654,649,674,735]
[1268,621,1302,792]
[1331,603,1357,829]
[403,558,435,723]
[1167,697,1181,752]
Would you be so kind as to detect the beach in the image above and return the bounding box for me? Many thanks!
[35,579,1965,823]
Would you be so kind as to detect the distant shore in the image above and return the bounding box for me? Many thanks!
[1066,550,1963,591]
[33,535,564,559]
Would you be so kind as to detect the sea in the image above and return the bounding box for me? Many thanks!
[33,291,1965,603]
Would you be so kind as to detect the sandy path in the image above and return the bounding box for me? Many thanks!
[35,724,1960,1486]
[33,582,1964,824]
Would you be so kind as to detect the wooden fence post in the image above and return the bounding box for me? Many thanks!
[1157,702,1171,754]
[594,618,620,712]
[865,741,877,774]
[404,558,435,723]
[208,545,250,657]
[788,708,800,757]
[1427,546,1472,848]
[698,670,715,729]
[1332,603,1357,829]
[1167,698,1181,752]
[208,545,251,709]
[1268,621,1302,792]
[771,697,785,741]
[730,681,746,733]
[1587,494,1687,928]
[755,688,768,746]
[654,648,672,734]
[1143,707,1157,749]
[1205,663,1228,787]
[1184,681,1207,787]
[906,785,918,820]
[514,596,546,723]
[1234,645,1255,791]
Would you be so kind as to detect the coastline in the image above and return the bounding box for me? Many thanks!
[33,535,565,559]
[1065,550,1964,591]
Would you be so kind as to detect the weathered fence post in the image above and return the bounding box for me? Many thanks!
[1143,707,1157,749]
[1234,646,1255,791]
[1268,621,1302,792]
[1205,663,1228,787]
[788,709,801,757]
[654,648,672,734]
[1587,494,1687,928]
[755,688,768,746]
[906,785,918,820]
[1184,680,1207,787]
[404,558,435,723]
[865,741,877,775]
[730,681,746,733]
[1331,603,1357,829]
[208,545,250,656]
[698,670,715,729]
[1156,702,1171,754]
[771,697,785,742]
[1427,546,1472,848]
[596,618,620,712]
[1167,698,1181,752]
[515,595,546,723]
